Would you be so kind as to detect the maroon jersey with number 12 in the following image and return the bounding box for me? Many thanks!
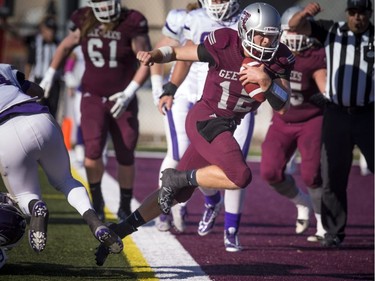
[202,28,295,121]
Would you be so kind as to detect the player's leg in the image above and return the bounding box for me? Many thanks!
[110,99,139,222]
[196,112,254,244]
[223,111,254,252]
[0,115,48,252]
[38,113,123,253]
[298,115,326,241]
[156,95,192,232]
[81,95,109,221]
[260,119,312,234]
[73,90,85,165]
[158,103,252,214]
[197,186,223,236]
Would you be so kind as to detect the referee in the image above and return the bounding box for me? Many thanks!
[25,16,61,118]
[288,0,374,247]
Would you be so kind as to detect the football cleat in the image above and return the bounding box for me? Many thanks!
[198,197,223,236]
[308,213,327,242]
[320,234,342,247]
[29,200,49,253]
[224,227,243,252]
[158,169,186,214]
[307,234,324,242]
[155,214,172,232]
[171,204,187,233]
[95,243,110,266]
[94,225,123,254]
[295,218,309,234]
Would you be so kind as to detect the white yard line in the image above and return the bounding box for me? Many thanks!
[69,151,211,281]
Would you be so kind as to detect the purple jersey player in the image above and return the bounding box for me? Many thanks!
[260,6,327,242]
[39,0,151,222]
[93,3,294,266]
[0,63,123,256]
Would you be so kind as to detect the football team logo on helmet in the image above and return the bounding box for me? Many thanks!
[238,3,282,62]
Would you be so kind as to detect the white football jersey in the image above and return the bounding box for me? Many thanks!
[183,8,239,102]
[0,64,36,114]
[162,9,188,45]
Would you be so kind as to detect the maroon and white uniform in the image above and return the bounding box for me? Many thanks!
[261,47,326,187]
[174,28,294,202]
[69,7,149,163]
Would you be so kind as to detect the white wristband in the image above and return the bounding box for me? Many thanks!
[151,74,163,105]
[158,46,173,63]
[124,80,140,97]
[151,75,163,92]
[64,72,78,88]
[45,67,56,79]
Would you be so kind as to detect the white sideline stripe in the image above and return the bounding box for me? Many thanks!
[69,152,211,281]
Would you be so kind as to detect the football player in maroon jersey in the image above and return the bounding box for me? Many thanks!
[260,6,327,242]
[93,2,295,266]
[39,0,151,222]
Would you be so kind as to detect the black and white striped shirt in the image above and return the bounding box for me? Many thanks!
[27,34,58,81]
[311,20,374,107]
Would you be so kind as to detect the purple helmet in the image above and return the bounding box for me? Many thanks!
[0,194,26,248]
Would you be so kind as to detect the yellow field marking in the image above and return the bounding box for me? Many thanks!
[123,236,158,280]
[70,165,158,280]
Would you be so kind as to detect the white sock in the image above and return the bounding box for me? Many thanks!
[67,186,92,215]
[314,213,326,237]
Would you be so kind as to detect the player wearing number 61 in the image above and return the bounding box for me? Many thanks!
[39,0,152,225]
[92,2,295,266]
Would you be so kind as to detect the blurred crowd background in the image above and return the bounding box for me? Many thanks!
[0,0,355,152]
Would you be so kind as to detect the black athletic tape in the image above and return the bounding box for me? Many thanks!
[264,81,288,111]
[159,82,178,98]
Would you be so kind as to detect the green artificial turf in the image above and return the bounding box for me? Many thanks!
[0,168,139,281]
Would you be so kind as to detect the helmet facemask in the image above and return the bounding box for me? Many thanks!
[201,0,240,22]
[241,28,281,62]
[280,6,314,52]
[88,0,121,23]
[238,3,282,62]
[280,31,313,52]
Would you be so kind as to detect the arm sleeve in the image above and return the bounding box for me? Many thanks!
[310,19,334,45]
[197,43,215,65]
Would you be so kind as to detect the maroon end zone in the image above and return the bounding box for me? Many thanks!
[107,156,374,281]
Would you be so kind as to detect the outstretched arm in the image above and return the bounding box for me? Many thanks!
[109,34,151,119]
[150,35,180,107]
[288,2,322,35]
[137,44,199,66]
[157,40,195,114]
[40,29,80,97]
[137,43,199,114]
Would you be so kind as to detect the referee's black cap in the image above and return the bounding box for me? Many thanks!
[347,0,372,10]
